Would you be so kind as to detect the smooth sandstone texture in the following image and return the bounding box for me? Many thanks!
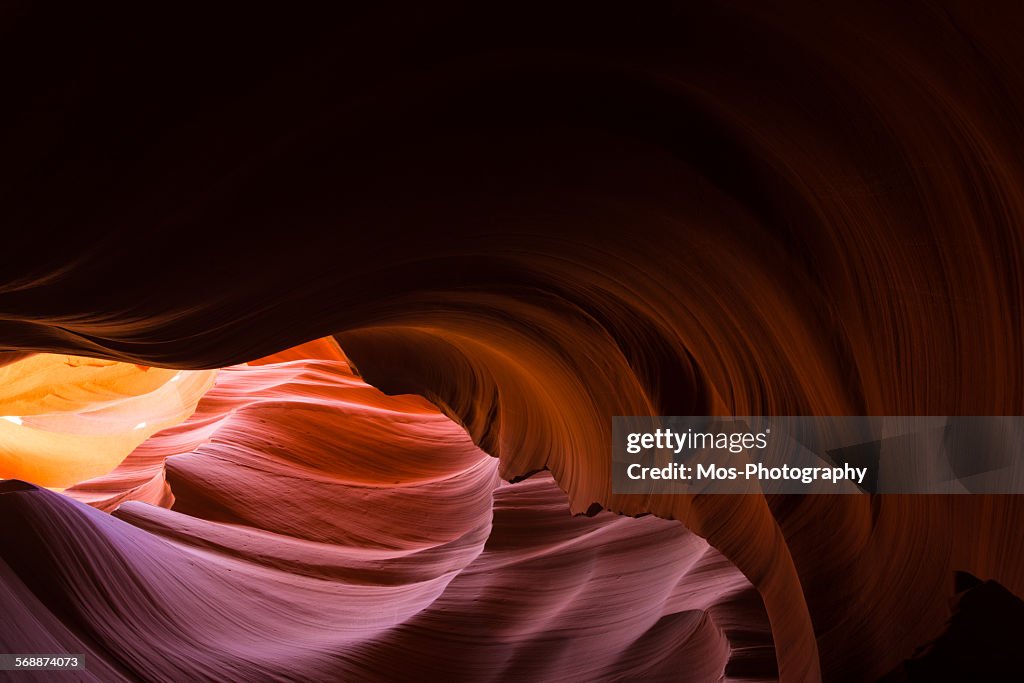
[3,3,1024,680]
[0,343,774,682]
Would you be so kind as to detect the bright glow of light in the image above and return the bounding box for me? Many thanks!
[170,372,182,382]
[1,416,23,425]
[134,421,147,430]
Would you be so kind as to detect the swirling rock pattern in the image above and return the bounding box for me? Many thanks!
[0,344,774,681]
[3,2,1024,680]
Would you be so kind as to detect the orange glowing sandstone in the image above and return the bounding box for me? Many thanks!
[0,354,217,488]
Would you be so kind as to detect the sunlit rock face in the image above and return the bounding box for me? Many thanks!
[0,354,216,488]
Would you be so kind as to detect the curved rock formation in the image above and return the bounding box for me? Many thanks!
[1,348,774,681]
[2,2,1024,680]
